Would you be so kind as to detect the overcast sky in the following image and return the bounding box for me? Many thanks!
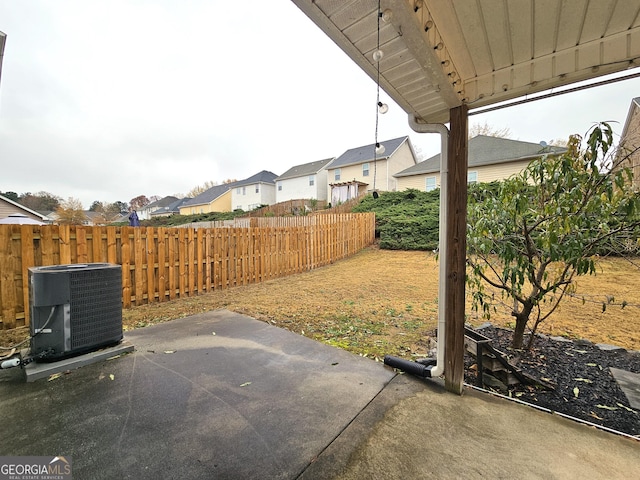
[1,0,640,209]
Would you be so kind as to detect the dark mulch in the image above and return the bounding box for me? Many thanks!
[463,325,640,438]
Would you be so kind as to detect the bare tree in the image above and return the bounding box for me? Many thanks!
[187,180,218,197]
[129,195,150,210]
[469,121,512,139]
[56,198,86,225]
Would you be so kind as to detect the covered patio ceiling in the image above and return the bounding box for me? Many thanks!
[292,0,640,124]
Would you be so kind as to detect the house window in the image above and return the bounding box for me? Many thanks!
[255,185,259,193]
[426,176,437,192]
[242,186,246,195]
[309,175,315,186]
[362,163,370,177]
[236,187,241,194]
[278,182,282,191]
[467,171,478,184]
[335,169,341,181]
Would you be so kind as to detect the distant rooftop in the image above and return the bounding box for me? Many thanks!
[395,135,567,177]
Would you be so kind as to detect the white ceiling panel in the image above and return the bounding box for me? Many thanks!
[292,0,640,123]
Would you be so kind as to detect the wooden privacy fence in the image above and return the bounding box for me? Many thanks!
[0,213,375,330]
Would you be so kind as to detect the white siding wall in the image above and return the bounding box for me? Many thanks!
[260,184,277,206]
[232,184,276,211]
[276,172,327,203]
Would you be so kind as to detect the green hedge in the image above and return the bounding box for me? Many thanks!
[352,189,440,250]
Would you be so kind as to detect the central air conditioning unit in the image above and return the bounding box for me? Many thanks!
[29,263,123,362]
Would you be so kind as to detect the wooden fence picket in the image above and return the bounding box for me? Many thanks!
[0,213,375,329]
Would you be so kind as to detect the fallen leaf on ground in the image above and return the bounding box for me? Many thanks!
[616,403,635,413]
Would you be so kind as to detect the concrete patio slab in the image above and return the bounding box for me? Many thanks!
[0,310,395,479]
[1,309,638,480]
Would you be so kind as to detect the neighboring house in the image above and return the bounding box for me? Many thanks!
[275,158,334,203]
[326,136,417,204]
[618,97,640,190]
[231,170,278,211]
[43,210,106,226]
[150,197,192,217]
[180,183,237,215]
[83,211,104,226]
[138,196,179,220]
[0,194,49,222]
[394,135,567,191]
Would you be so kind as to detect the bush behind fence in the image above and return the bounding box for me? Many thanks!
[0,213,375,330]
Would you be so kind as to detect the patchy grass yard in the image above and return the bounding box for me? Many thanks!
[2,246,640,356]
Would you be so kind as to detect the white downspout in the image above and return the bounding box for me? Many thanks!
[408,114,448,377]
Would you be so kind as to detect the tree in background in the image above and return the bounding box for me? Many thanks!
[89,201,124,223]
[129,195,149,211]
[17,191,62,212]
[467,123,640,349]
[469,121,512,139]
[56,197,86,225]
[185,179,238,198]
[187,181,218,197]
[0,191,19,202]
[112,201,129,213]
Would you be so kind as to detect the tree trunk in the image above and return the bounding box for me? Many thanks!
[512,301,534,349]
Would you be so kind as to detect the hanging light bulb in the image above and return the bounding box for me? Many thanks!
[377,101,389,114]
[372,49,384,62]
[375,143,386,155]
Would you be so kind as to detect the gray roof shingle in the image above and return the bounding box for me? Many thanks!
[276,158,334,181]
[146,196,179,209]
[329,136,409,169]
[151,197,192,215]
[182,183,236,207]
[233,170,278,187]
[182,171,278,207]
[394,135,567,177]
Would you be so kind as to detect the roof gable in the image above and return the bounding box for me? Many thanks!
[621,97,640,139]
[234,170,278,187]
[145,196,179,209]
[330,136,409,169]
[0,194,48,220]
[151,197,191,215]
[183,183,235,207]
[276,158,334,181]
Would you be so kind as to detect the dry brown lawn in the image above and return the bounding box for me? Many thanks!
[3,246,640,356]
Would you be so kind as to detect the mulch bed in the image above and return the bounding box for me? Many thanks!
[463,325,640,438]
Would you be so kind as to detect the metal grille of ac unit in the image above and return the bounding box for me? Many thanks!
[69,267,123,350]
